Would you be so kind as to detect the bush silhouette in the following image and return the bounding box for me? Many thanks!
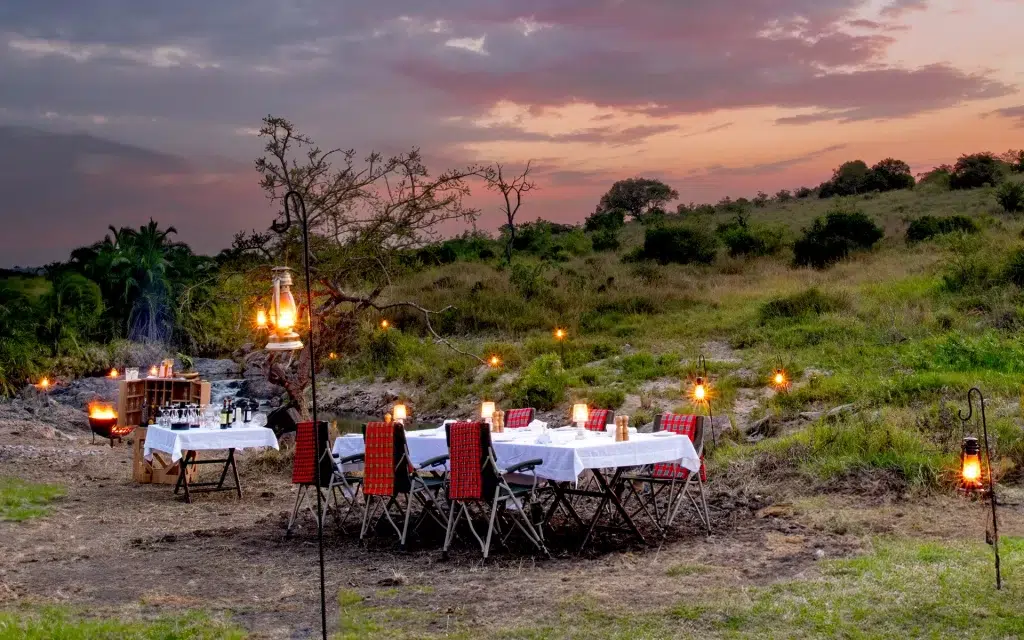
[867,158,915,192]
[950,153,1002,190]
[996,181,1024,213]
[793,203,884,269]
[638,224,718,265]
[584,207,626,232]
[905,215,978,243]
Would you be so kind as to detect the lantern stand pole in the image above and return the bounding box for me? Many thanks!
[699,354,716,446]
[276,190,329,639]
[959,387,1001,590]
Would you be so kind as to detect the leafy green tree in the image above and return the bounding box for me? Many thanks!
[38,272,103,356]
[584,207,626,232]
[950,153,1003,189]
[598,178,678,222]
[867,158,915,191]
[819,160,871,198]
[996,181,1024,213]
[793,203,884,269]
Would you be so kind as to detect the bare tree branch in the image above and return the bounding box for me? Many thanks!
[481,161,537,263]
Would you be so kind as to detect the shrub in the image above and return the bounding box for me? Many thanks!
[866,158,915,192]
[504,354,569,410]
[940,232,996,292]
[590,228,621,252]
[793,203,884,268]
[584,207,626,232]
[719,223,786,258]
[950,152,1003,190]
[588,387,627,410]
[905,215,978,243]
[775,189,793,202]
[917,164,953,189]
[795,186,814,199]
[508,262,549,300]
[759,288,849,323]
[639,224,718,265]
[753,191,769,208]
[996,181,1024,213]
[1004,248,1024,287]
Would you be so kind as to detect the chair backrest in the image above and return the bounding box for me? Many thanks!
[586,408,614,432]
[652,413,701,479]
[362,421,412,496]
[292,421,334,486]
[504,408,535,429]
[446,421,498,501]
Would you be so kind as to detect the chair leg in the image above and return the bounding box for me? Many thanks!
[442,500,459,556]
[483,489,502,559]
[666,475,694,527]
[399,494,413,548]
[287,485,307,536]
[360,495,374,541]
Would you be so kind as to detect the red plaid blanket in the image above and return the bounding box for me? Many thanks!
[364,421,397,496]
[447,421,489,501]
[505,408,534,429]
[653,413,706,481]
[586,409,612,432]
[292,421,331,486]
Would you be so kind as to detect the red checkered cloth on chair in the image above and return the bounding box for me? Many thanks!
[586,409,612,432]
[652,413,707,481]
[363,421,397,496]
[292,421,331,486]
[447,421,489,501]
[504,408,534,429]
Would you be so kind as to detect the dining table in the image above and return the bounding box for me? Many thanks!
[332,422,700,549]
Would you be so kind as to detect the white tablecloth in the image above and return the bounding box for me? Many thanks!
[331,427,699,483]
[144,425,280,463]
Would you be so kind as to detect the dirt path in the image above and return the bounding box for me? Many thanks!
[1,430,1019,638]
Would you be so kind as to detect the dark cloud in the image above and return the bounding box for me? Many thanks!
[0,0,1015,264]
[691,144,848,177]
[987,105,1024,127]
[880,0,930,18]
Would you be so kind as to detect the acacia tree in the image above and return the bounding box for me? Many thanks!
[250,115,486,416]
[597,177,678,222]
[481,161,536,263]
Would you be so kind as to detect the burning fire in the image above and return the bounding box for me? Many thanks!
[88,403,117,421]
[109,368,119,378]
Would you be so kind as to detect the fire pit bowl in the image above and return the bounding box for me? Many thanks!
[88,403,135,447]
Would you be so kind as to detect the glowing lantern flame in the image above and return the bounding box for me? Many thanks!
[774,372,785,385]
[691,377,707,403]
[962,436,983,489]
[329,352,337,360]
[481,401,496,420]
[572,403,589,425]
[276,290,298,331]
[38,377,51,390]
[88,403,117,420]
[380,319,390,329]
[256,308,268,329]
[554,328,566,340]
[149,366,158,377]
[392,404,408,423]
[488,355,501,368]
[109,368,119,379]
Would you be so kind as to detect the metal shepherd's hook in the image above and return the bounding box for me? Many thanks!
[278,190,328,638]
[958,387,1001,590]
[698,354,716,446]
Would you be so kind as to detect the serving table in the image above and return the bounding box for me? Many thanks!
[143,424,279,503]
[332,425,699,548]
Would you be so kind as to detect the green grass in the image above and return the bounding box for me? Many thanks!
[0,477,64,521]
[0,607,244,639]
[330,539,1024,638]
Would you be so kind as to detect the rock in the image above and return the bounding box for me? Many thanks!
[826,404,855,418]
[268,406,300,438]
[799,411,823,421]
[802,368,833,379]
[241,377,283,402]
[189,358,241,379]
[44,377,118,411]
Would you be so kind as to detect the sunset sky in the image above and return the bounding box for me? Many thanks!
[2,0,1023,266]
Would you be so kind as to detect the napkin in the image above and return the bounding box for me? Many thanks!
[526,419,548,431]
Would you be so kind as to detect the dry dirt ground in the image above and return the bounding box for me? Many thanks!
[2,426,1023,639]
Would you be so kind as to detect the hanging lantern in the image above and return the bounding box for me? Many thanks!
[266,266,303,351]
[961,436,983,490]
[255,308,268,329]
[481,401,496,422]
[771,369,789,391]
[392,403,408,424]
[328,352,338,360]
[691,377,707,403]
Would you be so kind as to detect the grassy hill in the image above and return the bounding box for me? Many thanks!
[327,176,1024,490]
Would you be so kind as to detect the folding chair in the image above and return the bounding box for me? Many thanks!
[359,421,447,548]
[327,450,365,530]
[442,421,549,560]
[585,408,615,432]
[622,413,709,533]
[287,421,335,537]
[504,408,535,429]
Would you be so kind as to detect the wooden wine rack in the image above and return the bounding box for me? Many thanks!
[117,379,211,427]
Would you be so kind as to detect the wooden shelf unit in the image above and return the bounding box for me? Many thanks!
[117,378,211,427]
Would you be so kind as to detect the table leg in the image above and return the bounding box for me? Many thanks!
[179,451,194,504]
[580,469,644,551]
[229,449,242,499]
[543,482,586,530]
